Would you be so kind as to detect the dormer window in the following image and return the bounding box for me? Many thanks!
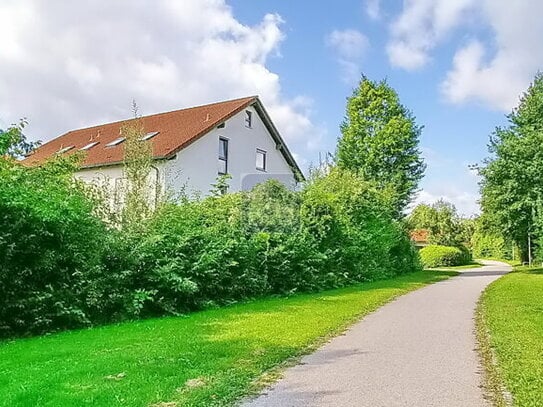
[57,145,74,154]
[80,142,99,151]
[106,137,125,147]
[141,131,159,141]
[245,110,252,128]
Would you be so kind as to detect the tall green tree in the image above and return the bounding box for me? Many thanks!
[337,76,425,216]
[480,73,543,261]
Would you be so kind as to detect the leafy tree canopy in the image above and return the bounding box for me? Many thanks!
[336,76,425,216]
[0,119,40,159]
[407,199,473,248]
[479,72,543,259]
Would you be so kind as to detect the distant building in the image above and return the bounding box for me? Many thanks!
[24,96,303,202]
[410,229,430,249]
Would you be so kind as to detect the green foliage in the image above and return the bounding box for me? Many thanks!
[337,76,425,216]
[97,174,421,320]
[120,104,154,228]
[0,270,453,407]
[301,169,420,282]
[471,231,508,259]
[407,199,472,247]
[479,73,543,261]
[0,157,108,337]
[0,116,421,339]
[479,267,543,406]
[0,119,40,159]
[419,245,471,268]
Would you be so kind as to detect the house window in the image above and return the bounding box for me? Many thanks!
[245,110,252,128]
[217,122,225,129]
[218,137,228,175]
[256,149,266,171]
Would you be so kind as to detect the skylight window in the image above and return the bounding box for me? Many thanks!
[57,145,74,154]
[106,137,125,147]
[80,141,99,151]
[141,131,159,141]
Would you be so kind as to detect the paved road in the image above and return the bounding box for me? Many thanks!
[242,260,510,407]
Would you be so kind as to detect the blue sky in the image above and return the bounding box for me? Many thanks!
[229,0,514,215]
[1,0,540,215]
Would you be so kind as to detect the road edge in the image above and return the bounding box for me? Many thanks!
[475,262,514,407]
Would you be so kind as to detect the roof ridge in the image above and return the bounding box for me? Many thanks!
[64,95,258,136]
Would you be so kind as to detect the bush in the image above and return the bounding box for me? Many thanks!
[0,166,422,338]
[419,245,469,268]
[96,174,421,319]
[0,159,108,337]
[471,231,511,259]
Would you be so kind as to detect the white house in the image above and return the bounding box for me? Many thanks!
[24,96,303,200]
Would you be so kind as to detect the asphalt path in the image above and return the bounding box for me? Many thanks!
[242,260,510,407]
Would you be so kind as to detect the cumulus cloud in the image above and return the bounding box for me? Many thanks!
[386,0,543,111]
[325,29,369,83]
[442,0,543,111]
[0,0,320,162]
[386,0,475,70]
[365,0,381,20]
[410,188,480,217]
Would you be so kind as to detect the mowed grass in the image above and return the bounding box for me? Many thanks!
[0,270,454,407]
[479,265,543,407]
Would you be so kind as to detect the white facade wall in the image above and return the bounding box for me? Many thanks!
[75,106,297,200]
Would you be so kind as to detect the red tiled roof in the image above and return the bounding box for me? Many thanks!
[410,229,429,243]
[23,96,257,168]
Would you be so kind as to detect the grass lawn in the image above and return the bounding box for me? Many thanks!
[0,270,454,407]
[478,265,543,407]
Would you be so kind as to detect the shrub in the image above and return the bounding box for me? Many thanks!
[419,245,469,268]
[471,231,511,259]
[301,169,421,282]
[0,166,422,338]
[0,159,108,337]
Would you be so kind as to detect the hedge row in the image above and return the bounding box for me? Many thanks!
[419,244,471,268]
[0,163,421,338]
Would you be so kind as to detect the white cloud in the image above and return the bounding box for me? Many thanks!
[325,29,369,83]
[413,146,481,216]
[411,188,480,217]
[386,0,475,70]
[326,29,369,60]
[386,0,543,111]
[441,0,543,111]
[365,0,381,20]
[0,0,320,164]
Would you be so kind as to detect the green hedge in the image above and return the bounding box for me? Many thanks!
[419,244,471,268]
[0,160,108,337]
[0,165,421,338]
